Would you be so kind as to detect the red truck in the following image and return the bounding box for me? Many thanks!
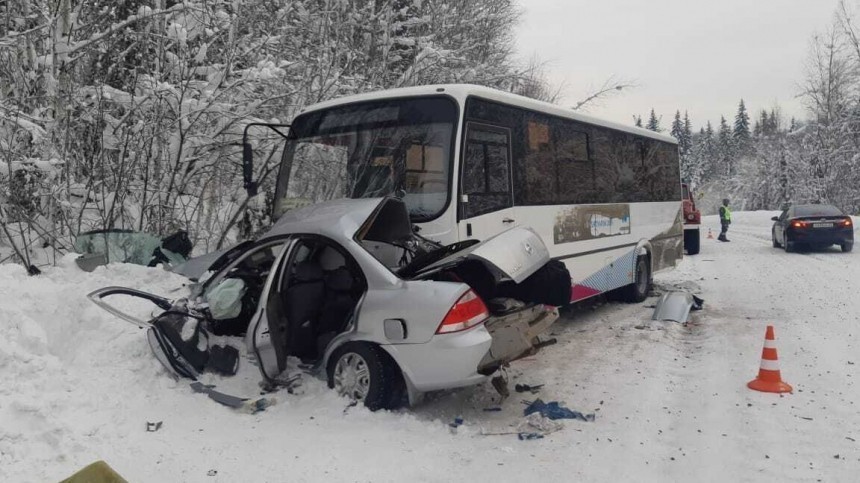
[682,183,701,255]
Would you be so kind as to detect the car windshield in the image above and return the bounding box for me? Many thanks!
[274,97,457,222]
[793,204,843,217]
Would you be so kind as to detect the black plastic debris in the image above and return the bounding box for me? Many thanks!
[515,383,543,394]
[146,421,163,432]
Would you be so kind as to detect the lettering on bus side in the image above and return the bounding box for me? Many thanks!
[553,204,631,244]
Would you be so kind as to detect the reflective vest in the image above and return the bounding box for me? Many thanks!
[720,205,732,222]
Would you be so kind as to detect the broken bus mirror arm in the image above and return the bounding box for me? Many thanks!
[242,122,293,198]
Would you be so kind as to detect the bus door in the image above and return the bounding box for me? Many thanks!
[457,122,518,242]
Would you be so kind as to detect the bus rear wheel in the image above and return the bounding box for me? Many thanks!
[619,255,651,303]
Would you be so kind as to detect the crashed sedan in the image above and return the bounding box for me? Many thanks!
[89,197,570,410]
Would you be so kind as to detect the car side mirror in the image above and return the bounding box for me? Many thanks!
[771,216,779,221]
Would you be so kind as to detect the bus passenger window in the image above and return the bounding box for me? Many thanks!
[461,123,512,218]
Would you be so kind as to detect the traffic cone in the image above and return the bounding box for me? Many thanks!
[747,325,792,393]
[707,228,714,239]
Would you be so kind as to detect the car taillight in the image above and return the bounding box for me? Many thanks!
[436,289,489,334]
[843,218,853,227]
[791,220,807,228]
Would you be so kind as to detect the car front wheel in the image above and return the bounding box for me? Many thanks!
[327,342,405,411]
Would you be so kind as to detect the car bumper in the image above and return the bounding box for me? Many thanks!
[789,228,853,245]
[382,324,493,392]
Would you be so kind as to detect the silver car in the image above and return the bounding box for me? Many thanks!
[89,197,566,410]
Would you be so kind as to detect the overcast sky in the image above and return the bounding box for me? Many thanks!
[516,0,841,131]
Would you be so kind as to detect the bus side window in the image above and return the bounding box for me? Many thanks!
[461,123,512,218]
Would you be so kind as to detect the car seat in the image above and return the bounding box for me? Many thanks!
[316,267,357,357]
[284,261,325,359]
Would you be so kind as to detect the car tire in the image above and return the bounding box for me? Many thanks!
[619,255,651,303]
[684,229,700,255]
[785,239,796,253]
[842,242,854,253]
[327,342,405,411]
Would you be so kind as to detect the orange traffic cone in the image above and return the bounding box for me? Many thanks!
[747,325,793,393]
[707,228,714,239]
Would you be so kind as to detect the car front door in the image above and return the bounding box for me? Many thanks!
[458,122,517,242]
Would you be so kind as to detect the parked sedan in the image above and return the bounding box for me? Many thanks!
[88,197,570,410]
[772,204,854,253]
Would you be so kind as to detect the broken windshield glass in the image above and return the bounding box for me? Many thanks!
[274,96,457,221]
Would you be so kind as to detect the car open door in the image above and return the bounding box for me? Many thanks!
[245,239,297,382]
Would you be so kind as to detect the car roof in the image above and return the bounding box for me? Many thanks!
[260,197,383,242]
[789,204,843,215]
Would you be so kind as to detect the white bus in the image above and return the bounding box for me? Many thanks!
[243,84,683,303]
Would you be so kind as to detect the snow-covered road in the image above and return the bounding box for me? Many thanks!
[1,212,858,482]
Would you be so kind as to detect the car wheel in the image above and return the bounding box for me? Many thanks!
[842,242,854,253]
[684,229,700,255]
[619,255,651,303]
[327,342,405,411]
[785,239,795,253]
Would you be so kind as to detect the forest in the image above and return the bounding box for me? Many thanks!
[2,0,859,270]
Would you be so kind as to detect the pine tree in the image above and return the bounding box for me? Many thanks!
[670,110,684,143]
[718,116,735,176]
[646,109,661,132]
[682,112,693,154]
[733,99,751,153]
[633,115,643,128]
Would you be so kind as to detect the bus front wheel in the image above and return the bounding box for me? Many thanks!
[619,255,651,303]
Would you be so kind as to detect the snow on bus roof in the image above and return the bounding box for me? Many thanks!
[297,84,678,145]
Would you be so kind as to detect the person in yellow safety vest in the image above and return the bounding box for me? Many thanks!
[718,198,732,242]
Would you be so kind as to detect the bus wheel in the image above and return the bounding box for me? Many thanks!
[619,255,651,303]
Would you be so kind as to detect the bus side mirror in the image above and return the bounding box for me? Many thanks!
[243,142,257,197]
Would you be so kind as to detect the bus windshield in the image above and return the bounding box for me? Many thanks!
[274,96,458,221]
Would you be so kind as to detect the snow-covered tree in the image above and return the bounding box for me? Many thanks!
[646,109,661,132]
[733,99,752,153]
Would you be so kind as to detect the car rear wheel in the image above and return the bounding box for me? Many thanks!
[619,255,651,303]
[328,342,405,411]
[784,239,796,253]
[842,242,854,253]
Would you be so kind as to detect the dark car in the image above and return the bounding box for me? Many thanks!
[771,204,854,253]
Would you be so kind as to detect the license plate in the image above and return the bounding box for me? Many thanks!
[813,223,834,228]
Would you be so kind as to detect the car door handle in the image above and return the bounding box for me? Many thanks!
[502,218,515,224]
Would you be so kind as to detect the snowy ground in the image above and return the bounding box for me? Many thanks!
[1,212,858,482]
